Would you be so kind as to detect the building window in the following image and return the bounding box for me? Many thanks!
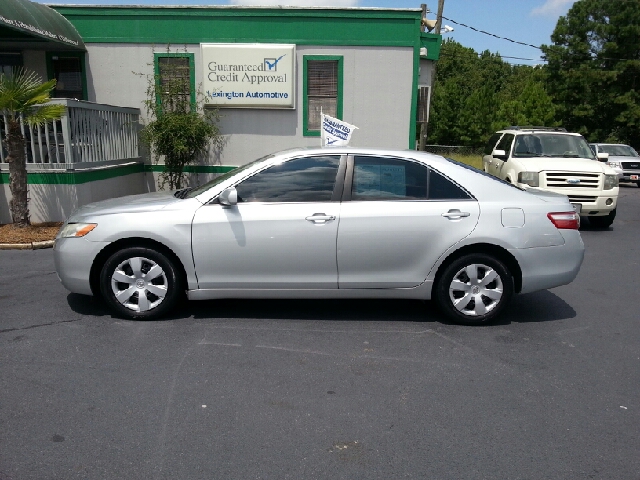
[154,53,195,112]
[303,56,343,136]
[0,53,23,77]
[46,52,86,100]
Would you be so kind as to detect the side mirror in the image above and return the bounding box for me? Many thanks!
[597,152,609,162]
[218,187,238,206]
[492,149,508,161]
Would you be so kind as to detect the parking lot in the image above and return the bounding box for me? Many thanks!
[1,184,639,480]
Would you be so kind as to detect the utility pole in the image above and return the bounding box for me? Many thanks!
[418,0,444,151]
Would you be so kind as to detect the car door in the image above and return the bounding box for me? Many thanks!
[489,133,515,179]
[336,155,480,289]
[191,154,344,289]
[483,133,503,173]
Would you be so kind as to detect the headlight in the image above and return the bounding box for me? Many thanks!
[607,161,622,169]
[517,171,540,187]
[604,174,619,190]
[57,223,97,238]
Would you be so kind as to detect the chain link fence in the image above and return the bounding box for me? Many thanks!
[423,145,484,157]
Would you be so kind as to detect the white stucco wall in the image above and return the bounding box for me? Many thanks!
[83,43,416,167]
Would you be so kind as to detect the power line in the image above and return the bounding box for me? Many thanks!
[441,15,542,50]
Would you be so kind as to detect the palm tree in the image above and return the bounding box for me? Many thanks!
[0,68,65,227]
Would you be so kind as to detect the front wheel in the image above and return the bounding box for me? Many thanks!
[99,247,182,319]
[588,209,616,229]
[434,254,514,325]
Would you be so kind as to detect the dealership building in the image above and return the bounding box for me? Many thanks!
[0,1,441,222]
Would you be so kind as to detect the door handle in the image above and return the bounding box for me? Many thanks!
[305,213,336,223]
[442,209,471,219]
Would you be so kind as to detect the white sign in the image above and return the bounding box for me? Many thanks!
[321,113,358,147]
[202,43,295,108]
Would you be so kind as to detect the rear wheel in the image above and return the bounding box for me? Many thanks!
[435,253,514,325]
[589,209,616,229]
[99,247,182,319]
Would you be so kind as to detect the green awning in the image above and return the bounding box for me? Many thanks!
[0,0,84,49]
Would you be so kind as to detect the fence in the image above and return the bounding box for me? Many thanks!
[1,99,141,170]
[423,145,484,157]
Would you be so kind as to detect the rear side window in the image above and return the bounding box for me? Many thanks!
[351,156,471,201]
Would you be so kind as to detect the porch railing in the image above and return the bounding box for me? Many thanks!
[1,99,140,170]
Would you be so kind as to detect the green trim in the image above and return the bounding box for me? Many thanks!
[410,44,419,149]
[0,163,237,185]
[45,51,88,100]
[53,6,421,47]
[303,55,343,137]
[153,52,196,110]
[420,33,442,61]
[145,164,236,174]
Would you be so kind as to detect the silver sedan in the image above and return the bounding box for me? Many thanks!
[54,147,585,325]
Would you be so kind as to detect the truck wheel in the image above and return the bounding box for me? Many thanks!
[589,209,616,229]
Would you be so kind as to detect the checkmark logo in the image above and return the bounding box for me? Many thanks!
[264,54,286,71]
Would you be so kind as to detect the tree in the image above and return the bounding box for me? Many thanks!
[0,69,65,227]
[429,40,555,148]
[541,0,640,147]
[139,48,222,191]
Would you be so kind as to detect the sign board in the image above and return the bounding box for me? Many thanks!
[202,43,296,109]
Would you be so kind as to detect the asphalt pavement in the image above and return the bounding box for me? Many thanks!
[1,184,639,480]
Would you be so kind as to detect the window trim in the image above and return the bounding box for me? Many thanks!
[303,55,344,137]
[46,51,87,101]
[153,52,196,111]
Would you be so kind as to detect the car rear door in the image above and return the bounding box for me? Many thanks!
[336,155,480,289]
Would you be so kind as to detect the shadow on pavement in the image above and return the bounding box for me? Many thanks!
[67,289,575,326]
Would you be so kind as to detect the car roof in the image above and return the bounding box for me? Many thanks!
[497,129,582,136]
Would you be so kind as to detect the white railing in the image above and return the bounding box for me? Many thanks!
[1,99,140,170]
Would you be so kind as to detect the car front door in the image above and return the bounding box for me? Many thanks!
[191,155,344,289]
[490,133,514,179]
[336,155,480,289]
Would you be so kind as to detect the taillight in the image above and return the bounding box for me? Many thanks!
[547,211,580,230]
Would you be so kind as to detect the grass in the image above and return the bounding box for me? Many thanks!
[444,154,484,170]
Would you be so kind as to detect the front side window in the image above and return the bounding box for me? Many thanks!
[496,133,515,155]
[351,156,471,201]
[304,56,343,136]
[155,53,195,112]
[484,133,502,155]
[235,155,341,203]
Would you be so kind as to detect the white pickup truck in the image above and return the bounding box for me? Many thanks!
[483,127,619,228]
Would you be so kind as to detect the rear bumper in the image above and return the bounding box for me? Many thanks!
[513,230,585,294]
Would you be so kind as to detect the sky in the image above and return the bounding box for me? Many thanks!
[36,0,578,64]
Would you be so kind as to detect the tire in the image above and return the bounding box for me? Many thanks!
[636,181,640,188]
[99,247,182,320]
[589,209,616,229]
[434,253,514,325]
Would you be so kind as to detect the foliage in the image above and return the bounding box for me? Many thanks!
[428,40,557,148]
[139,48,222,190]
[541,0,640,148]
[0,68,65,226]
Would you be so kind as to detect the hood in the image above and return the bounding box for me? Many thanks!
[68,191,182,221]
[517,157,609,173]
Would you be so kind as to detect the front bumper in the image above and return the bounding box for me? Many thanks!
[53,237,110,296]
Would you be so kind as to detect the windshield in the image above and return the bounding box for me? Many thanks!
[512,134,595,159]
[597,144,639,157]
[183,154,274,199]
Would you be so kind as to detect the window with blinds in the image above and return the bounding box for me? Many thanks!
[304,57,342,134]
[156,55,193,112]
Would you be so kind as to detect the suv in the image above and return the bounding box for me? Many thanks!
[483,127,619,228]
[589,143,640,187]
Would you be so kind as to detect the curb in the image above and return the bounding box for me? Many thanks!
[0,240,55,250]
